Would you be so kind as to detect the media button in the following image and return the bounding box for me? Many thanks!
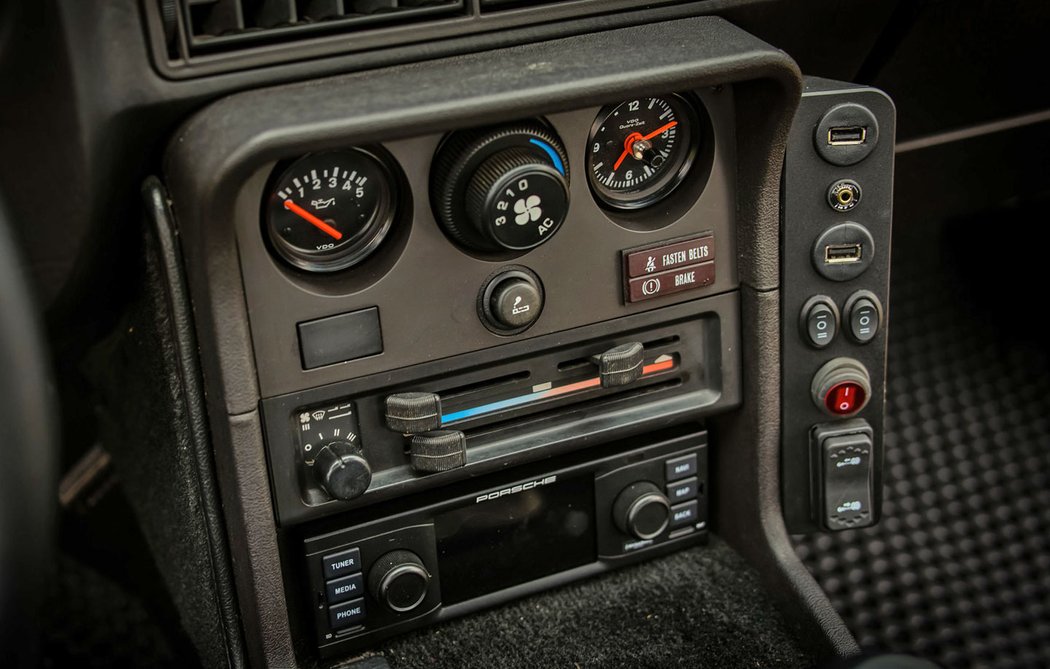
[326,573,365,605]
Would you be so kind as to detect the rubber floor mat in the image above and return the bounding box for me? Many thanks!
[793,214,1050,669]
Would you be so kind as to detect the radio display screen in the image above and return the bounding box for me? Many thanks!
[435,475,596,605]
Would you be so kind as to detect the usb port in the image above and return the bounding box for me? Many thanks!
[827,126,867,146]
[825,243,863,264]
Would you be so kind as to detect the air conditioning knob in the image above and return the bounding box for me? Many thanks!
[312,440,372,501]
[612,481,671,540]
[431,122,570,253]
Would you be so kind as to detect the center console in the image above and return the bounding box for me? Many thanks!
[158,15,893,667]
[253,87,740,657]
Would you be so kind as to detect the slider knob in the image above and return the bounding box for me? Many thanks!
[410,430,467,473]
[591,342,645,388]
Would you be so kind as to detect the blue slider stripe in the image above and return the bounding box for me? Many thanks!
[442,389,547,424]
[529,138,566,176]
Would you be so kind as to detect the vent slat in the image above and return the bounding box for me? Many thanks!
[182,0,465,52]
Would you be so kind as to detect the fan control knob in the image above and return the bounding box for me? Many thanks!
[431,123,570,253]
[312,440,372,501]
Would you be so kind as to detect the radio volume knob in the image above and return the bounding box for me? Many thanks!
[368,550,431,613]
[312,440,372,502]
[613,482,671,540]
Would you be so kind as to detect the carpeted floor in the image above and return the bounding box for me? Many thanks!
[374,538,813,669]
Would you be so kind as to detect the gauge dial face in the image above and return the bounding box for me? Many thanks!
[265,149,396,273]
[586,95,699,210]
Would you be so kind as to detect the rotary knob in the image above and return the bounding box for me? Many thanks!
[368,550,431,613]
[312,440,372,501]
[431,122,570,253]
[612,481,671,540]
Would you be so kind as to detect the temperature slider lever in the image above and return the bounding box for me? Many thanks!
[385,392,442,434]
[591,342,645,388]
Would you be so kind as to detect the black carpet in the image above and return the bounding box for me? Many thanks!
[372,538,813,669]
[793,207,1050,669]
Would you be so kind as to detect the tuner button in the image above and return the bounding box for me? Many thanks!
[612,481,671,540]
[410,430,466,473]
[312,441,372,501]
[385,392,442,434]
[368,550,431,614]
[591,342,645,388]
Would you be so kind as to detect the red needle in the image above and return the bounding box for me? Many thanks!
[641,120,678,141]
[613,132,643,171]
[611,121,678,171]
[283,200,343,240]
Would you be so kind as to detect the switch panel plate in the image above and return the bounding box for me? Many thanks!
[780,79,895,533]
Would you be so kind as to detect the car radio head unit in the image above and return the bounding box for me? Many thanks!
[298,427,708,657]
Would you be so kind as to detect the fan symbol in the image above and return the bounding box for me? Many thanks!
[513,195,543,225]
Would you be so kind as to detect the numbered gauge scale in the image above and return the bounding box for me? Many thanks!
[586,94,701,210]
[264,148,397,273]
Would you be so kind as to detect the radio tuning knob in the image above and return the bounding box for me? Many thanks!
[312,440,372,501]
[612,481,671,540]
[368,550,431,613]
[431,122,570,253]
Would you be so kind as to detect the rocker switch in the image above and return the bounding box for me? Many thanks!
[812,419,876,531]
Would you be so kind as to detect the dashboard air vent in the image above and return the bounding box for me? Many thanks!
[152,0,695,78]
[182,0,465,52]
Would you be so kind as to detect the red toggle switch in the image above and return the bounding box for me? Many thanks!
[825,381,866,416]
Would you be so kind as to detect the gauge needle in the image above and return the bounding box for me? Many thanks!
[641,120,678,142]
[611,121,678,171]
[283,200,343,240]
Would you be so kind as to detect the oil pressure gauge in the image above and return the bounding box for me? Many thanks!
[265,148,397,273]
[586,94,700,210]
